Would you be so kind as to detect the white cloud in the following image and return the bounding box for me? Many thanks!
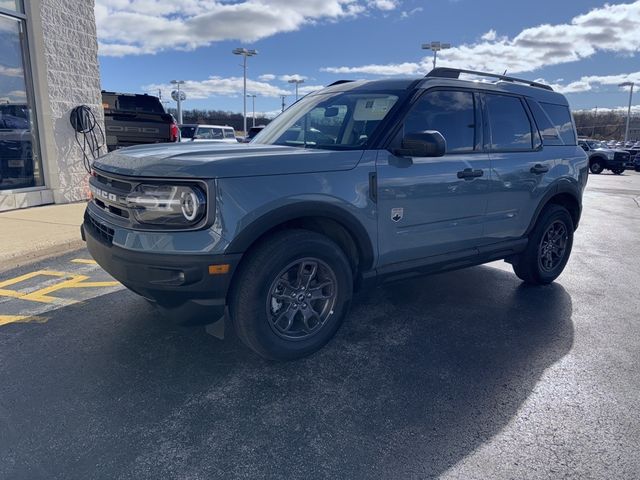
[144,76,291,101]
[323,61,423,76]
[258,73,276,81]
[480,29,497,41]
[96,0,400,56]
[322,1,640,76]
[279,74,308,82]
[0,64,23,78]
[400,7,423,19]
[370,0,399,11]
[538,71,640,94]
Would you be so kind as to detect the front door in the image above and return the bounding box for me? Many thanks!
[376,89,491,269]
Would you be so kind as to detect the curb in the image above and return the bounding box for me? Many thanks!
[0,239,86,275]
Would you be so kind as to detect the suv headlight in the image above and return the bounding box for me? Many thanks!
[126,184,207,227]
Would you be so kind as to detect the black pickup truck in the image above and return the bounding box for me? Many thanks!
[102,91,179,151]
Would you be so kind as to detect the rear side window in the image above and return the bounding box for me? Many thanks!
[485,94,534,150]
[526,99,563,146]
[540,102,576,145]
[403,90,477,153]
[224,129,236,139]
[115,95,165,113]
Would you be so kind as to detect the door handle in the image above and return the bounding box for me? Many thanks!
[530,164,549,174]
[457,168,484,180]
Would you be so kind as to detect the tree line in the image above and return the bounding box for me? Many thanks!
[168,108,272,133]
[573,110,640,141]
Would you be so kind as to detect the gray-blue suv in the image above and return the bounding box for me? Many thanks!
[83,68,588,360]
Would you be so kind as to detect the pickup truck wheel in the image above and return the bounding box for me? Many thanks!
[589,160,604,174]
[231,230,353,360]
[513,204,574,285]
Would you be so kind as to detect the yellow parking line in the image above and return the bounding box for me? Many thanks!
[0,270,68,289]
[0,315,48,326]
[71,259,97,265]
[0,269,120,304]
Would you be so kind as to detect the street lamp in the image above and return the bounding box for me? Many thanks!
[280,95,287,112]
[247,94,257,127]
[232,47,258,134]
[170,80,185,124]
[421,41,451,70]
[288,78,304,101]
[619,81,635,143]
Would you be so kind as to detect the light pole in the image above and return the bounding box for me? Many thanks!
[421,41,451,70]
[619,81,634,143]
[232,47,258,134]
[247,94,257,127]
[280,95,287,112]
[170,80,185,124]
[288,78,304,101]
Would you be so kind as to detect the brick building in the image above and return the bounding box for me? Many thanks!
[0,0,103,211]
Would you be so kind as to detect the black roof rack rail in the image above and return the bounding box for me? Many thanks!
[426,67,554,91]
[327,80,354,87]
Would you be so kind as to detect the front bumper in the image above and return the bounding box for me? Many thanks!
[82,212,242,321]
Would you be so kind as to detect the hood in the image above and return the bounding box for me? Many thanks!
[93,143,364,178]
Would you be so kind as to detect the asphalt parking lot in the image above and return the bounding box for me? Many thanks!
[1,172,639,479]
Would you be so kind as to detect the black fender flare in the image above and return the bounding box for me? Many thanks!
[225,201,375,271]
[525,180,582,234]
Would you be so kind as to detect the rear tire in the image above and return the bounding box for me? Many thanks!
[589,160,604,174]
[513,205,574,285]
[231,230,353,360]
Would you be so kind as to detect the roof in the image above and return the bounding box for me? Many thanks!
[318,68,568,105]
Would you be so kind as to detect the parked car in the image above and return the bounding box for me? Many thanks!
[623,147,640,168]
[578,139,627,174]
[634,153,640,172]
[83,67,588,360]
[102,91,179,151]
[179,124,238,143]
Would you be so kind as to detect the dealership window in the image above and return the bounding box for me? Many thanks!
[0,8,43,191]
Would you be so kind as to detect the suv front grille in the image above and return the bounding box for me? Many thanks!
[85,213,114,245]
[89,171,135,220]
[614,151,630,162]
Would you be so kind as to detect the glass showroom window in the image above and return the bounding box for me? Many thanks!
[0,10,43,190]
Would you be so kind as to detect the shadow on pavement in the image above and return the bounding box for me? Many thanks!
[0,264,574,479]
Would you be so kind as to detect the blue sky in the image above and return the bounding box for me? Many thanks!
[97,0,640,116]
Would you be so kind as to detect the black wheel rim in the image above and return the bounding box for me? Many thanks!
[538,220,568,273]
[266,257,338,341]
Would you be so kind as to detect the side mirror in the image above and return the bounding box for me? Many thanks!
[395,130,446,157]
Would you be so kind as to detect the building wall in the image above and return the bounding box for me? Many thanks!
[0,0,103,211]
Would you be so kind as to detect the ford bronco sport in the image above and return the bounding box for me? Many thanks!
[83,68,588,360]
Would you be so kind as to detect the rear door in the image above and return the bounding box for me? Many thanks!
[376,89,491,268]
[482,93,554,241]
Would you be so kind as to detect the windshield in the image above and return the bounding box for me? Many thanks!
[253,90,401,149]
[587,141,606,149]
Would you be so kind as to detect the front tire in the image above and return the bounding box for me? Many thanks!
[231,230,353,360]
[513,205,574,285]
[589,160,604,174]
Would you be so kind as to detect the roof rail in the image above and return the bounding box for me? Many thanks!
[426,67,554,91]
[327,80,354,87]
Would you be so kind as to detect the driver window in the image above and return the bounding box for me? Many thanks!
[402,90,477,153]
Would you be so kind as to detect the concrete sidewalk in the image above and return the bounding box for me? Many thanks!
[0,202,87,273]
